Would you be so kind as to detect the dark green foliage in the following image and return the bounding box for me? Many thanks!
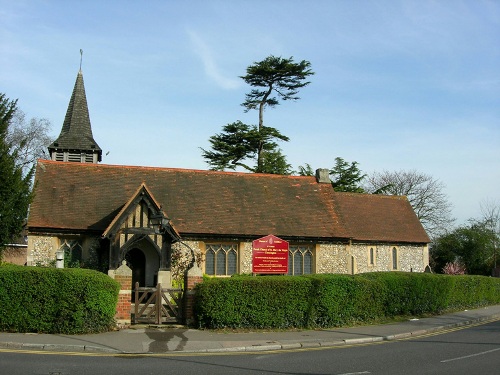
[330,157,366,193]
[194,273,500,329]
[240,55,314,113]
[195,276,313,329]
[200,121,290,173]
[241,55,313,173]
[202,55,313,174]
[297,157,368,191]
[0,94,34,257]
[359,272,450,316]
[0,264,120,334]
[259,148,293,175]
[431,219,498,275]
[308,274,386,327]
[297,163,315,176]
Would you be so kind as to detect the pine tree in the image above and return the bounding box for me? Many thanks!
[202,55,313,174]
[0,93,34,258]
[330,157,366,193]
[241,55,314,172]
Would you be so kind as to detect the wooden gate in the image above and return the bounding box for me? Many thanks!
[133,282,183,324]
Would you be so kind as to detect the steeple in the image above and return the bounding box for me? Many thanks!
[48,67,102,163]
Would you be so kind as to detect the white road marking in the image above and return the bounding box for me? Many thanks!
[441,347,500,363]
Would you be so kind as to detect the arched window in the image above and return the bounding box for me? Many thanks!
[205,244,238,276]
[58,239,83,267]
[227,249,237,275]
[392,247,398,270]
[205,248,215,275]
[288,245,313,275]
[369,247,375,266]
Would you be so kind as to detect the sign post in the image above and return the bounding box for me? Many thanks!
[252,235,289,274]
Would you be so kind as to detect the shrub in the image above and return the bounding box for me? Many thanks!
[195,276,313,329]
[306,274,386,327]
[443,261,466,275]
[0,264,120,334]
[194,272,500,329]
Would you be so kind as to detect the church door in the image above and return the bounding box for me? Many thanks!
[125,248,146,288]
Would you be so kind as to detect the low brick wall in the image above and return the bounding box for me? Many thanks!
[110,261,132,325]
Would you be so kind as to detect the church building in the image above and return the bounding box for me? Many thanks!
[26,69,430,288]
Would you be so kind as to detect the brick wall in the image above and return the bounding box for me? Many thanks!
[110,261,132,325]
[184,263,203,326]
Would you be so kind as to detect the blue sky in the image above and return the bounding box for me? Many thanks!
[1,0,499,225]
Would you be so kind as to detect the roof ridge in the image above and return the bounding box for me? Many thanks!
[334,191,408,201]
[30,160,429,243]
[37,159,317,179]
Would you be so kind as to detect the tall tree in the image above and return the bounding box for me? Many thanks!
[240,55,314,172]
[364,170,454,239]
[202,55,314,174]
[0,94,34,256]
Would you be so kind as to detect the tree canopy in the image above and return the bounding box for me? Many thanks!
[431,219,498,275]
[297,163,315,177]
[202,55,313,174]
[201,121,291,173]
[0,93,34,256]
[298,158,367,192]
[240,55,314,115]
[329,157,366,193]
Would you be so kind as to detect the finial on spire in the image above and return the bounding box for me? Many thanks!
[79,49,83,71]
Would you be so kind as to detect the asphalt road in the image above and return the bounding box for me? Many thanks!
[1,320,499,375]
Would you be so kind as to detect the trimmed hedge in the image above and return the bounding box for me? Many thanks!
[0,264,120,334]
[194,272,500,329]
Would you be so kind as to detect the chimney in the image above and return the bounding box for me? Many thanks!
[315,169,330,183]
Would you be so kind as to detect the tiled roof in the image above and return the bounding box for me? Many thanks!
[332,192,430,243]
[27,160,429,243]
[47,70,102,154]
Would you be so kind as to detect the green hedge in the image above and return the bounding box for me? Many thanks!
[0,264,120,334]
[194,272,500,329]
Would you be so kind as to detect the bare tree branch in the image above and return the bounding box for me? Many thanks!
[364,170,455,239]
[6,109,53,176]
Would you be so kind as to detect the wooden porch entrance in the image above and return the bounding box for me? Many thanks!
[133,282,183,324]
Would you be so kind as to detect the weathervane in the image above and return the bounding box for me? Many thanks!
[79,49,83,71]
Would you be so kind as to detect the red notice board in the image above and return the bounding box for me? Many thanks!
[252,234,289,274]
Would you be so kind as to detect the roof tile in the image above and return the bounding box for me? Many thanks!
[28,160,429,243]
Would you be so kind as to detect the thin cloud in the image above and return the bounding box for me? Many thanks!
[187,29,240,90]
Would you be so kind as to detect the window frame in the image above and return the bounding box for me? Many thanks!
[204,243,239,276]
[288,244,314,276]
[392,246,399,270]
[57,238,83,267]
[368,246,376,267]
